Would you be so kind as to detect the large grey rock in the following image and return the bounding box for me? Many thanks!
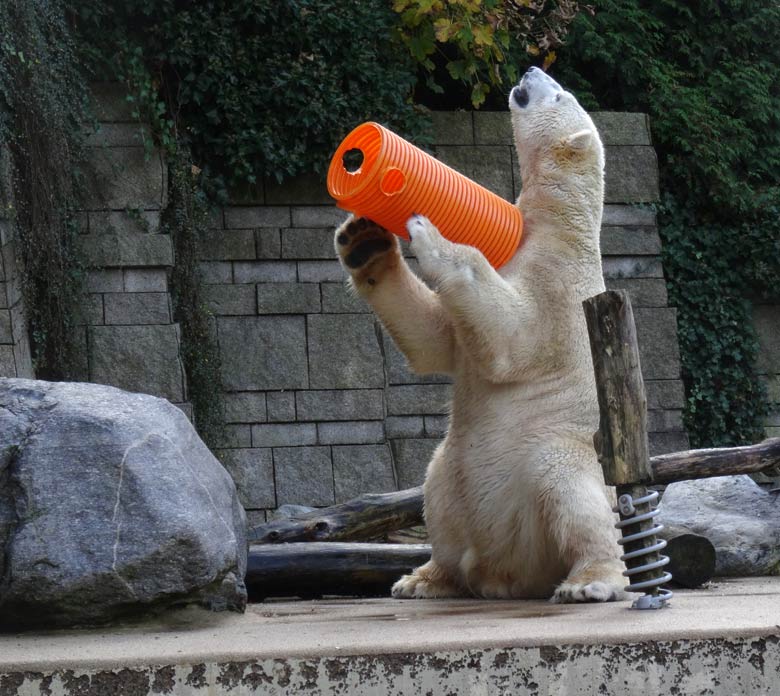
[658,475,780,576]
[0,378,247,630]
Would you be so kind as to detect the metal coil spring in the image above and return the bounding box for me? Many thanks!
[614,490,673,609]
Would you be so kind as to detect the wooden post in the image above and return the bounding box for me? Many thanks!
[583,290,670,607]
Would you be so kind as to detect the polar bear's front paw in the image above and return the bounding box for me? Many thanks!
[551,580,624,603]
[335,215,400,287]
[407,215,455,282]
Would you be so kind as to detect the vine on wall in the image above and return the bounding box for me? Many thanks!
[555,0,780,446]
[0,0,90,380]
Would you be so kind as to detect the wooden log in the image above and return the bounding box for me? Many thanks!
[583,290,652,485]
[248,488,424,544]
[584,290,664,599]
[246,542,431,601]
[651,438,780,484]
[245,539,706,600]
[662,533,716,589]
[248,439,780,546]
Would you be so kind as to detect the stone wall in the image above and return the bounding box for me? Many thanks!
[74,84,190,417]
[1,88,702,523]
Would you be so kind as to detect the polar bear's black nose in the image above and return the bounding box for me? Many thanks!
[512,86,530,108]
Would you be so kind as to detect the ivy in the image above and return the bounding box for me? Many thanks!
[72,0,429,198]
[394,0,586,108]
[555,0,780,446]
[0,0,90,379]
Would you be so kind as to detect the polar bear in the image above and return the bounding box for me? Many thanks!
[334,67,626,602]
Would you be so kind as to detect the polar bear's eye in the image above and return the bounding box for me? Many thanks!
[555,93,562,102]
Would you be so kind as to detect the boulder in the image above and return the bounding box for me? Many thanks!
[0,378,247,630]
[658,475,780,577]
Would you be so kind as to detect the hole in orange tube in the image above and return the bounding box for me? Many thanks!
[343,148,364,173]
[380,167,406,196]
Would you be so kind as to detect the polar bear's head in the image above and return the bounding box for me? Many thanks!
[509,68,603,188]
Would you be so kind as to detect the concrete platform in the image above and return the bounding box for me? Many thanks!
[2,578,780,694]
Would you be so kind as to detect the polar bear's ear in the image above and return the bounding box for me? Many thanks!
[561,129,594,151]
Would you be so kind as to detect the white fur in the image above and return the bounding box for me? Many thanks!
[334,68,627,603]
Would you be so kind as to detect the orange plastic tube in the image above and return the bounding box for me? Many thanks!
[327,122,522,269]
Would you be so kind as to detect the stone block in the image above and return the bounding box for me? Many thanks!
[252,423,317,448]
[281,228,336,259]
[103,292,170,325]
[264,173,331,206]
[86,123,151,148]
[604,146,660,203]
[199,262,233,284]
[602,257,664,279]
[387,384,452,415]
[89,324,184,402]
[590,112,652,146]
[634,308,683,380]
[219,316,308,390]
[202,284,256,315]
[88,210,160,235]
[233,261,297,283]
[257,283,321,314]
[224,206,291,228]
[318,421,385,445]
[307,314,384,389]
[434,145,514,203]
[473,111,512,145]
[87,269,123,293]
[381,331,452,385]
[211,424,252,449]
[431,111,474,145]
[246,510,268,526]
[646,380,686,410]
[0,344,16,376]
[267,391,296,422]
[291,206,347,228]
[173,402,193,421]
[91,82,134,121]
[84,146,166,210]
[391,438,440,489]
[753,305,780,375]
[256,228,282,259]
[602,205,656,227]
[296,389,384,422]
[648,409,685,433]
[0,282,7,309]
[600,227,662,256]
[78,233,173,268]
[273,446,335,506]
[649,431,690,457]
[605,278,669,308]
[332,445,397,503]
[0,309,11,343]
[762,375,780,403]
[224,392,267,423]
[424,415,450,437]
[198,229,256,261]
[386,416,425,438]
[321,283,369,314]
[297,261,346,283]
[218,448,276,509]
[123,268,168,293]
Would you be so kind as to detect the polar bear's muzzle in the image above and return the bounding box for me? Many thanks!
[510,67,564,110]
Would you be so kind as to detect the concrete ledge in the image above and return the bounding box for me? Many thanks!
[1,579,779,694]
